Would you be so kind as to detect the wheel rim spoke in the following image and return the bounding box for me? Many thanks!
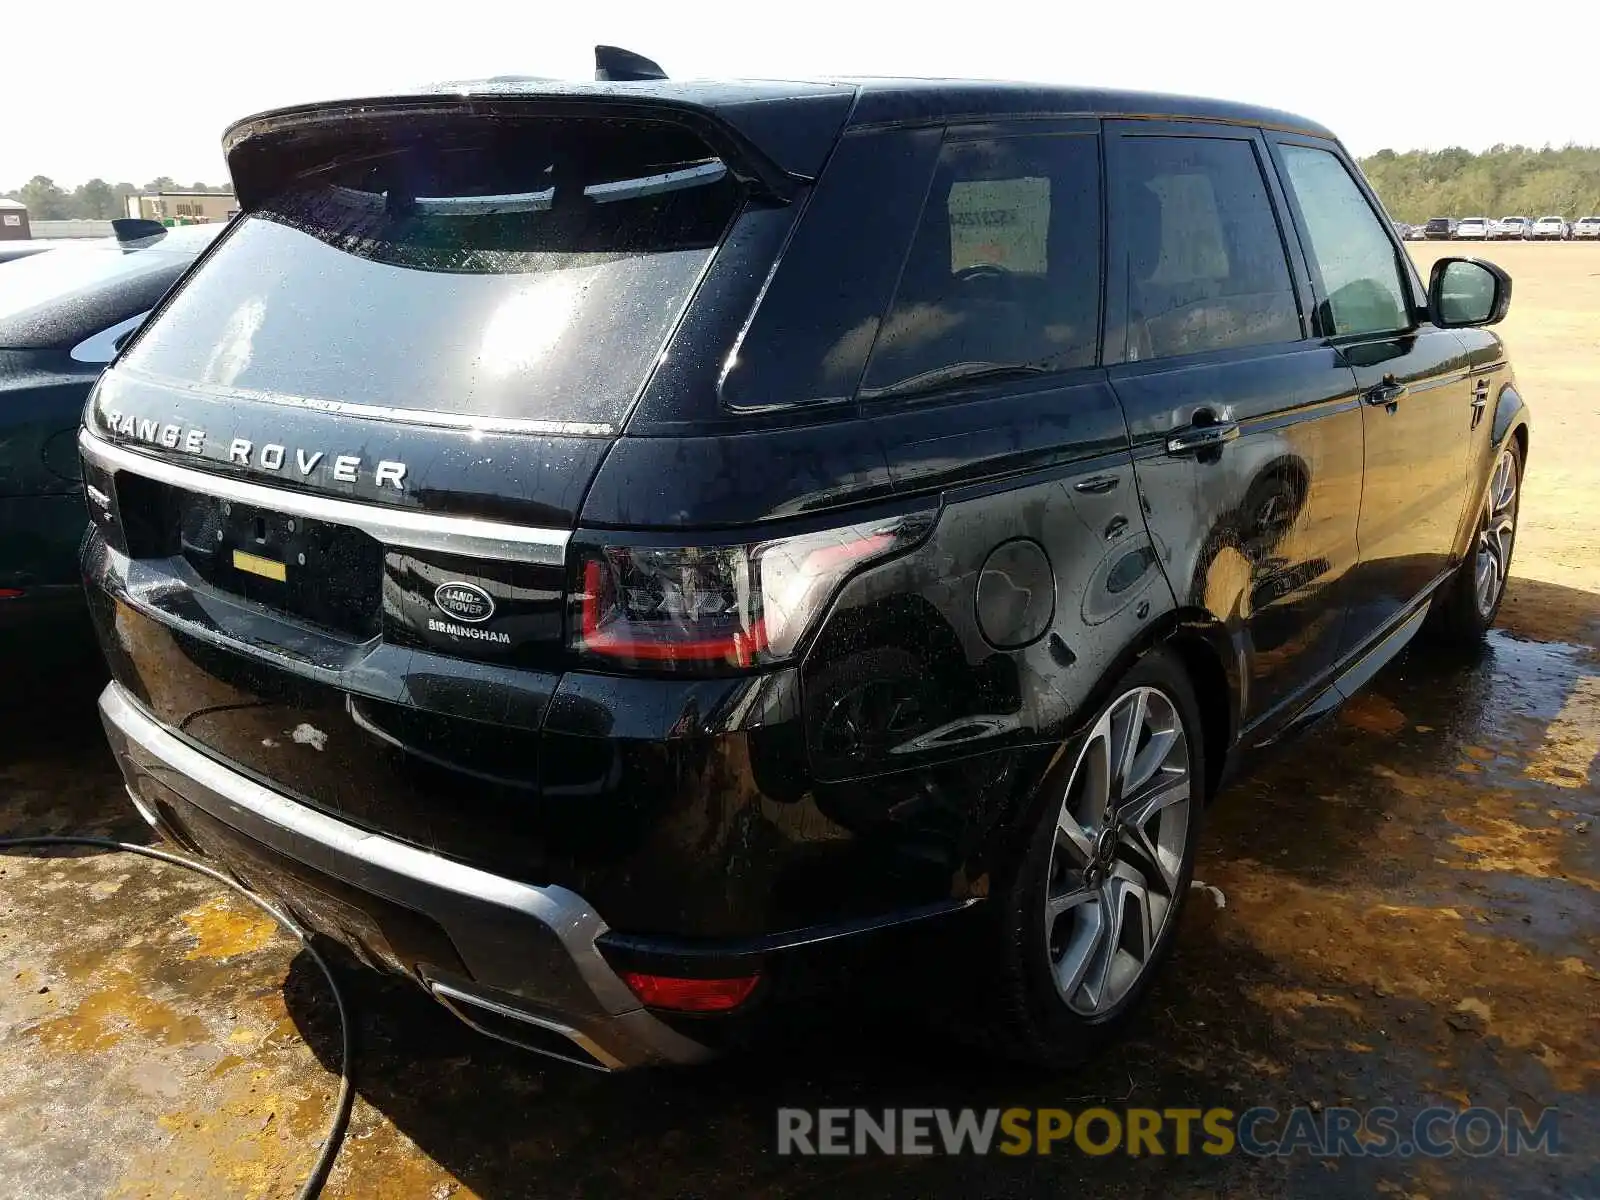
[1052,893,1105,1001]
[1056,807,1096,863]
[1108,690,1147,802]
[1118,772,1189,830]
[1045,885,1099,927]
[1109,867,1156,963]
[1116,782,1187,893]
[1083,879,1128,1006]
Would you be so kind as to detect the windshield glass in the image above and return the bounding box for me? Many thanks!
[120,115,744,430]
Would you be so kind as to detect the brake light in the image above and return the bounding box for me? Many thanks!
[619,971,760,1012]
[571,513,930,671]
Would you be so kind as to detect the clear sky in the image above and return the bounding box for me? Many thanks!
[5,0,1591,189]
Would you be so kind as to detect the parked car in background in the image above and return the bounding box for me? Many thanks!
[79,61,1531,1072]
[1392,220,1413,240]
[1455,217,1492,240]
[1531,216,1570,240]
[1572,216,1600,240]
[0,220,219,629]
[1495,216,1532,240]
[1424,216,1458,239]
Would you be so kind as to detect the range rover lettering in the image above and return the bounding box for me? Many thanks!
[80,51,1530,1070]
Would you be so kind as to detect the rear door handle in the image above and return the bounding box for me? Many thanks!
[1363,380,1408,407]
[1166,422,1240,455]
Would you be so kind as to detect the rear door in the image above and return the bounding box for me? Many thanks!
[1266,135,1476,649]
[1103,121,1365,736]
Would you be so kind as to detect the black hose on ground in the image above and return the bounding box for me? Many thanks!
[0,835,355,1200]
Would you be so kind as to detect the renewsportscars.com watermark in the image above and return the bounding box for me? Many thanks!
[777,1106,1563,1158]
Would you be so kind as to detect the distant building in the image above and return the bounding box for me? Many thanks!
[125,190,236,224]
[28,219,116,239]
[0,198,29,240]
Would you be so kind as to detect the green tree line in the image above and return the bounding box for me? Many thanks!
[10,146,1600,224]
[1359,146,1600,223]
[1,176,228,221]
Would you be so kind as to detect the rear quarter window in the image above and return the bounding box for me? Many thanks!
[859,132,1102,399]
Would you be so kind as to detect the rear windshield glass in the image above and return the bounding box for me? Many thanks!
[0,226,219,349]
[120,116,743,430]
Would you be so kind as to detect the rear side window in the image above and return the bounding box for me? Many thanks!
[120,115,743,431]
[860,133,1101,399]
[1111,136,1301,362]
[1277,145,1410,338]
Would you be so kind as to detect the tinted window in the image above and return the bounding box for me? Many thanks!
[721,128,941,412]
[0,226,217,349]
[860,133,1100,399]
[1278,145,1410,337]
[1112,136,1300,362]
[122,116,743,430]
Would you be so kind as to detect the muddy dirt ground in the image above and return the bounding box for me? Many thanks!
[1,244,1596,1199]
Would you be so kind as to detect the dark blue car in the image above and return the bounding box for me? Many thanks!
[0,222,220,628]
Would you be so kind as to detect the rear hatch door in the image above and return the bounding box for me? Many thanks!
[84,93,847,868]
[91,96,807,661]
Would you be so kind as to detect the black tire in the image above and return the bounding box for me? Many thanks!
[1425,438,1522,646]
[972,647,1206,1069]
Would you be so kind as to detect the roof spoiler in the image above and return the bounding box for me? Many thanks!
[594,46,666,81]
[222,96,824,208]
[111,218,167,244]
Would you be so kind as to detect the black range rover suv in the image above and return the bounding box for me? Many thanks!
[80,61,1530,1071]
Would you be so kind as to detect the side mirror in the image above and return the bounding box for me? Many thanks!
[1428,257,1511,327]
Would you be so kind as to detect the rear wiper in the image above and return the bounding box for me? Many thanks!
[861,361,1055,403]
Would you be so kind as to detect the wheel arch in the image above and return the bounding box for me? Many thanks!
[1061,607,1240,806]
[1490,382,1529,462]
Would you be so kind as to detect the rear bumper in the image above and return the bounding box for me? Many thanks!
[99,680,712,1070]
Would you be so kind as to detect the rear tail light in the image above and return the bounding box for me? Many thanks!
[619,971,760,1012]
[571,512,932,671]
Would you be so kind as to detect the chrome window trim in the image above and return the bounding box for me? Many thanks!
[79,428,571,566]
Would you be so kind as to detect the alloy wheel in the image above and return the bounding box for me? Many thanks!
[1474,447,1519,618]
[1044,686,1191,1018]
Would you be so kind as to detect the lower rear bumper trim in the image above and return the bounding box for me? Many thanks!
[97,680,710,1069]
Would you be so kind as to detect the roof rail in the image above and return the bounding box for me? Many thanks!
[594,45,666,81]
